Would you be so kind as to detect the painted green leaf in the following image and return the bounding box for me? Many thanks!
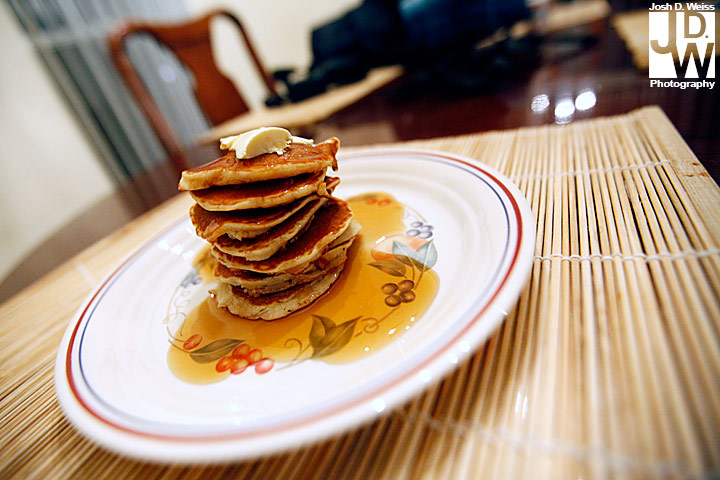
[311,316,360,359]
[392,241,418,266]
[393,255,415,267]
[413,241,438,271]
[368,259,406,277]
[316,315,336,331]
[309,315,336,348]
[189,339,242,363]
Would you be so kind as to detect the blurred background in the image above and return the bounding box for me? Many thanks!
[1,0,717,301]
[0,0,360,287]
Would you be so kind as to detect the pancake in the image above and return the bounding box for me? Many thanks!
[213,265,344,320]
[214,238,355,296]
[214,197,328,261]
[327,219,362,249]
[178,138,339,191]
[211,197,354,274]
[190,177,340,242]
[180,130,356,321]
[189,171,326,211]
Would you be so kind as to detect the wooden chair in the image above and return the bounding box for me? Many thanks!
[109,10,278,174]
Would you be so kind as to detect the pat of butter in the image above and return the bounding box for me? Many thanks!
[220,127,313,159]
[220,127,315,159]
[223,127,291,159]
[219,134,239,150]
[290,135,313,145]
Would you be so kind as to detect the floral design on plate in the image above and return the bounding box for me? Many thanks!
[164,192,439,383]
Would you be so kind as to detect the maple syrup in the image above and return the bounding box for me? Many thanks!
[168,193,439,384]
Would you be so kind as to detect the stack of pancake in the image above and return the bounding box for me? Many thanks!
[178,137,359,320]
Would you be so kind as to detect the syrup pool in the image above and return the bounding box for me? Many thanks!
[167,193,439,384]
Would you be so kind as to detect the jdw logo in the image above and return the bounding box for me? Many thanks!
[649,10,715,79]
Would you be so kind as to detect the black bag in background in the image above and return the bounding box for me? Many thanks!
[269,0,533,104]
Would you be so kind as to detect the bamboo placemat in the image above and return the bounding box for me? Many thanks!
[1,106,719,479]
[613,10,720,69]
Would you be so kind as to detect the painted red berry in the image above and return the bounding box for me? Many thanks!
[254,358,274,374]
[399,291,416,303]
[397,279,415,292]
[385,294,402,307]
[231,343,250,358]
[183,334,202,350]
[229,357,249,375]
[215,356,232,373]
[246,349,263,364]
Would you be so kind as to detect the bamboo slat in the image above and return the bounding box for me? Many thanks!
[1,106,718,479]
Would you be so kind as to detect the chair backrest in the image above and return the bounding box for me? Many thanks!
[109,10,277,174]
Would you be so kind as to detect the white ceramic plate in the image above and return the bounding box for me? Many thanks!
[55,149,535,463]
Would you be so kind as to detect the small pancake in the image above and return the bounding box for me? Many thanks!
[189,177,340,242]
[179,138,339,191]
[214,238,355,295]
[214,197,328,261]
[189,171,326,212]
[213,265,344,320]
[327,219,362,249]
[190,200,310,242]
[212,197,354,274]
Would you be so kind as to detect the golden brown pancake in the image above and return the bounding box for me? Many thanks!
[326,219,362,249]
[211,197,354,274]
[213,265,344,320]
[178,138,339,191]
[214,197,328,261]
[214,238,355,296]
[189,177,341,242]
[189,171,326,211]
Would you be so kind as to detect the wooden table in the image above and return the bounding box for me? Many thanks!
[2,106,719,479]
